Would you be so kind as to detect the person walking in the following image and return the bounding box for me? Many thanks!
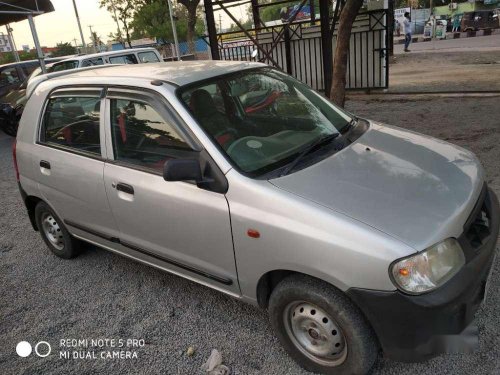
[452,15,460,32]
[403,12,412,52]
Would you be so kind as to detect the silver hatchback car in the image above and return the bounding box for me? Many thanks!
[14,62,499,374]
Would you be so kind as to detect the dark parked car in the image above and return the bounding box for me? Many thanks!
[461,10,499,31]
[0,58,67,136]
[0,60,39,98]
[0,78,28,136]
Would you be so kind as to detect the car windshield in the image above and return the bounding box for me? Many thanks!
[179,68,352,176]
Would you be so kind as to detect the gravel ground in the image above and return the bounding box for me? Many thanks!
[389,50,500,92]
[1,96,499,375]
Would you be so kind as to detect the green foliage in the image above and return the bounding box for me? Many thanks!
[51,42,77,57]
[0,50,38,65]
[99,0,137,46]
[131,0,204,42]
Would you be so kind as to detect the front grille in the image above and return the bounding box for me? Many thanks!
[464,185,491,251]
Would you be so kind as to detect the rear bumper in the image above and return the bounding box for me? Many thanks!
[347,187,499,362]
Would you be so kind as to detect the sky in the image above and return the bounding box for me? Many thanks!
[4,0,245,50]
[6,0,118,49]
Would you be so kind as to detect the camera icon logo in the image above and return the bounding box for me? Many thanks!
[16,341,51,357]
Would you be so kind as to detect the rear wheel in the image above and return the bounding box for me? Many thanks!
[35,202,81,259]
[268,275,378,374]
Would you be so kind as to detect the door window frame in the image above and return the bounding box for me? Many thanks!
[37,87,106,160]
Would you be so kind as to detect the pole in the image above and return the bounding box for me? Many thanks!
[166,0,181,60]
[250,0,260,28]
[6,25,20,62]
[27,14,46,73]
[387,0,394,56]
[204,0,220,59]
[319,0,333,96]
[72,0,87,53]
[88,25,97,53]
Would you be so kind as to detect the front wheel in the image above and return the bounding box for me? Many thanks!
[268,275,378,375]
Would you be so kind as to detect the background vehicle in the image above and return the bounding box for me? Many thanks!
[14,63,500,374]
[48,47,162,73]
[0,63,56,136]
[461,10,499,31]
[0,57,66,97]
[0,48,161,137]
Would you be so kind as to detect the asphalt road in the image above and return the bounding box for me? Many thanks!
[394,33,500,54]
[1,95,500,374]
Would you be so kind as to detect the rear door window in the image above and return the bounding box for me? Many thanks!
[82,58,104,67]
[138,51,160,63]
[51,60,79,72]
[41,95,102,156]
[108,54,138,64]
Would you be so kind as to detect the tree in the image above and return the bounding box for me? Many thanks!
[177,0,201,53]
[99,0,136,47]
[330,0,364,107]
[90,31,104,51]
[0,50,38,64]
[51,42,77,57]
[131,0,204,46]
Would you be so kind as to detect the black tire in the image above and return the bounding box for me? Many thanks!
[35,201,81,259]
[268,275,378,375]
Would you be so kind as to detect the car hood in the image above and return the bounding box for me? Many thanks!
[270,122,484,250]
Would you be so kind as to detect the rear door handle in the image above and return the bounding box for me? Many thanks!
[40,160,51,169]
[116,182,134,195]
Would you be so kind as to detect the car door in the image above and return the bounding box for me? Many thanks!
[34,88,120,241]
[102,88,239,294]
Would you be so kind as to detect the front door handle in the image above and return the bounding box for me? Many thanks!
[116,182,134,195]
[40,160,51,169]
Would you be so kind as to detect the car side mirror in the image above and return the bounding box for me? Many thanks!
[163,159,202,183]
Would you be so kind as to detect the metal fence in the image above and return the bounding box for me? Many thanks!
[216,10,389,92]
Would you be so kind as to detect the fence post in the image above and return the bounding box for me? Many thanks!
[284,25,292,75]
[204,0,220,60]
[319,0,333,96]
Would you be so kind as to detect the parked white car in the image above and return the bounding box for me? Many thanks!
[48,47,162,73]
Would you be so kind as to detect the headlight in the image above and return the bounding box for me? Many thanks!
[390,238,465,294]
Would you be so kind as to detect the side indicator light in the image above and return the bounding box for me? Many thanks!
[247,229,260,238]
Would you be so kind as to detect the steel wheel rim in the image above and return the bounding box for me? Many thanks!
[283,301,347,367]
[41,213,64,251]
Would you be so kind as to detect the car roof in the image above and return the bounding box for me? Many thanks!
[47,60,266,86]
[0,56,77,69]
[55,47,160,63]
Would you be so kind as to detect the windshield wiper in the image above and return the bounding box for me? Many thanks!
[342,117,358,133]
[279,133,340,177]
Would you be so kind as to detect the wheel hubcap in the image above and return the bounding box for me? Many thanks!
[41,213,64,251]
[284,301,347,366]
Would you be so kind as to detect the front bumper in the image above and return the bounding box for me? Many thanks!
[347,186,499,362]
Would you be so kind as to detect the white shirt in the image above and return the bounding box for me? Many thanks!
[403,18,412,35]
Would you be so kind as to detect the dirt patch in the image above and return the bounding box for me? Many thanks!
[389,51,500,92]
